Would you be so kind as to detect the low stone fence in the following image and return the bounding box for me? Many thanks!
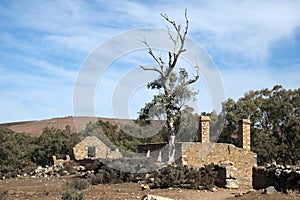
[253,163,300,193]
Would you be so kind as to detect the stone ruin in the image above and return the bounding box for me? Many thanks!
[73,136,122,161]
[137,116,257,188]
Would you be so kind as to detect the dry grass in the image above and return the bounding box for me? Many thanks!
[0,176,299,200]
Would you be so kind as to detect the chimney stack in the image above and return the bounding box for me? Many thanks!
[238,119,251,150]
[199,116,210,143]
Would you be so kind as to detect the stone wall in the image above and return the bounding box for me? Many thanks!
[137,142,257,186]
[178,142,257,186]
[137,117,257,187]
[73,136,121,160]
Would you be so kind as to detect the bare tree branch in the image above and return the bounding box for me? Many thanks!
[185,64,200,86]
[160,8,189,80]
[139,38,165,75]
[140,65,163,76]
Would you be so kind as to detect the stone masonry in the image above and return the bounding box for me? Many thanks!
[137,116,257,187]
[178,142,257,186]
[199,116,210,143]
[238,119,251,150]
[73,136,121,160]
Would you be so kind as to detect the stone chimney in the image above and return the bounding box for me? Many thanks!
[238,119,251,150]
[199,116,210,143]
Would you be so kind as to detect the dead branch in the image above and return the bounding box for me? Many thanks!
[140,9,191,87]
[139,39,165,75]
[161,9,189,78]
[185,65,200,86]
[140,65,163,76]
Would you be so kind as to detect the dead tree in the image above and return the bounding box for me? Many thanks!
[140,9,200,163]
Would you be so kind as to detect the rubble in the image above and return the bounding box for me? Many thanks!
[27,163,77,178]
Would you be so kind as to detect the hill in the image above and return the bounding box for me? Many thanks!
[0,116,135,136]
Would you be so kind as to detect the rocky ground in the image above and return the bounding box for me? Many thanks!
[0,176,299,200]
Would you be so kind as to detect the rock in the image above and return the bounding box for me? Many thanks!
[141,184,150,191]
[210,187,218,192]
[283,169,292,174]
[141,194,174,200]
[149,177,155,183]
[225,179,239,189]
[7,190,14,195]
[263,186,277,194]
[234,192,243,197]
[77,166,85,171]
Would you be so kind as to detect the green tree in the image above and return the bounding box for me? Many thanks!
[79,120,165,153]
[138,10,200,163]
[32,126,80,166]
[218,85,300,165]
[0,127,36,177]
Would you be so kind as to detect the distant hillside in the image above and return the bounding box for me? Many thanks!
[0,116,135,136]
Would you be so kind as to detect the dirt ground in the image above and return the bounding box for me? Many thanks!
[0,176,299,200]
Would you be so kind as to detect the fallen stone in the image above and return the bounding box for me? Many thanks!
[263,186,277,194]
[141,184,150,191]
[210,187,218,192]
[225,179,239,189]
[141,194,174,200]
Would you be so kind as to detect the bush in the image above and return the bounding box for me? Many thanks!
[0,190,9,200]
[90,174,103,185]
[148,164,218,189]
[68,179,89,190]
[61,190,84,200]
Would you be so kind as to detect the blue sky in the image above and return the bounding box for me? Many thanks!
[1,0,300,123]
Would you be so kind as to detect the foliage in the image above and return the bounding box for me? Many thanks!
[79,120,169,153]
[61,190,84,200]
[0,190,9,200]
[32,126,81,166]
[138,70,199,135]
[0,125,81,178]
[92,161,218,190]
[68,179,90,190]
[0,127,37,178]
[138,10,200,141]
[218,85,300,165]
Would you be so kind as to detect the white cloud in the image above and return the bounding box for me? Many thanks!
[0,0,300,122]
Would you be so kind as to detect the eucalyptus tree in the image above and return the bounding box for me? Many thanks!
[138,10,200,163]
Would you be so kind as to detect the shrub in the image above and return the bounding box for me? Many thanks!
[90,174,103,185]
[0,190,9,200]
[61,190,84,200]
[68,179,89,190]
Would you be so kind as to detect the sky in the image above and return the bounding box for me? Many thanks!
[0,0,300,123]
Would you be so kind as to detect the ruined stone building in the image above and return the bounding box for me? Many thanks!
[137,116,257,187]
[73,136,122,160]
